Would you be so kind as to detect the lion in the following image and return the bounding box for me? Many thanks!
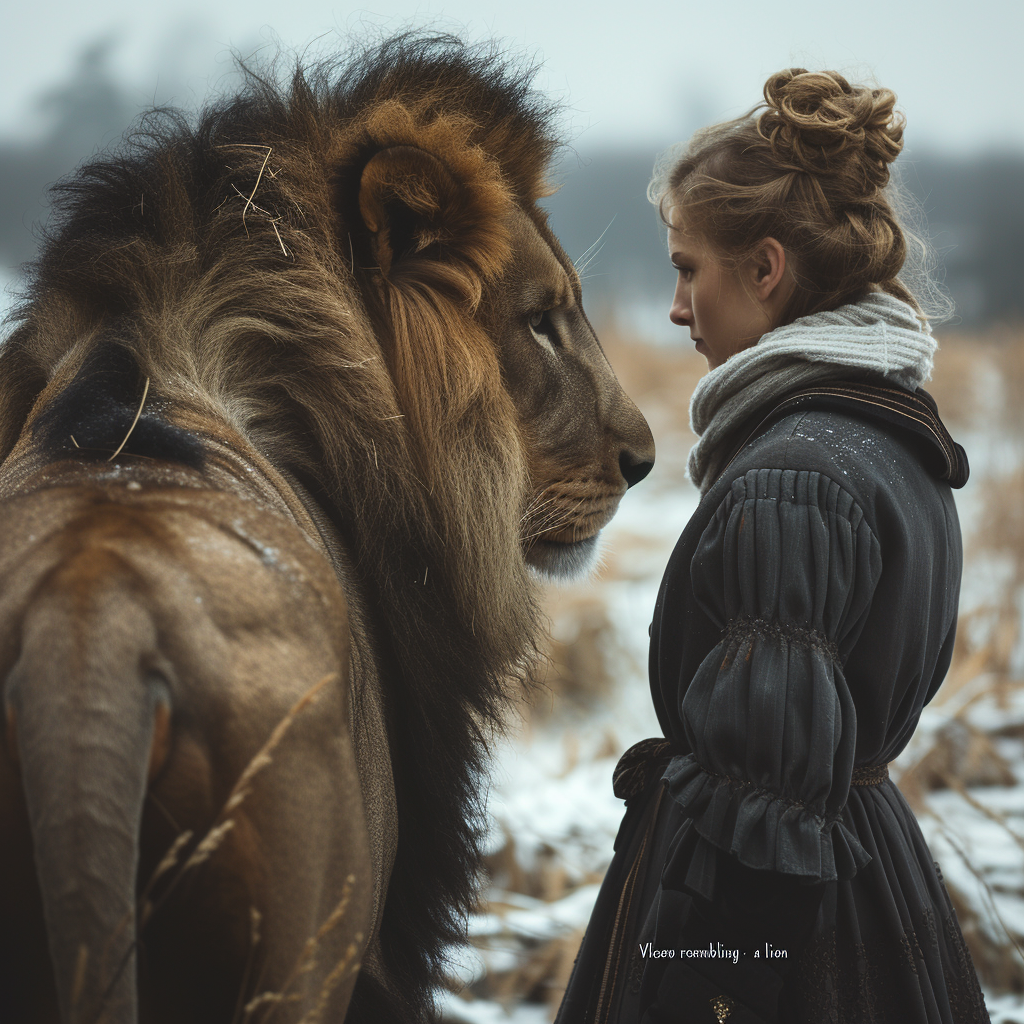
[0,34,654,1024]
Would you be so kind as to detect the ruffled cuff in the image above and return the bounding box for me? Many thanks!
[663,754,871,886]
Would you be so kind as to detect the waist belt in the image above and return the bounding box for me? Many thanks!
[612,738,678,800]
[613,737,890,800]
[851,763,890,785]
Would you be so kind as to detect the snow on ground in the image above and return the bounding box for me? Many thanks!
[439,991,555,1024]
[986,991,1024,1024]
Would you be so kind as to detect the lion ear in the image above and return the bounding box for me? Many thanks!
[357,145,509,279]
[358,146,462,276]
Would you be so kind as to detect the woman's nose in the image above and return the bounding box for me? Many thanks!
[669,281,691,326]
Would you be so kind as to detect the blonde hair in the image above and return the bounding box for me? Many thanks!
[652,69,943,324]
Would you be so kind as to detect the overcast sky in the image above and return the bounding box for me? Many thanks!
[2,0,1020,156]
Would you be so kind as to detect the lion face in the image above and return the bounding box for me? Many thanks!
[350,125,653,583]
[488,209,655,578]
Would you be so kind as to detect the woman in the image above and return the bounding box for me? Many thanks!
[556,69,989,1024]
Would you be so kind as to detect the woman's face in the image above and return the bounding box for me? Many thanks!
[667,210,772,370]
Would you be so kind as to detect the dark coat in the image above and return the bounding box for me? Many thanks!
[556,380,990,1024]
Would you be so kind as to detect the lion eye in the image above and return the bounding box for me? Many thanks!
[528,310,560,348]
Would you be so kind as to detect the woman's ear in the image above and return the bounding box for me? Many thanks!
[749,237,788,300]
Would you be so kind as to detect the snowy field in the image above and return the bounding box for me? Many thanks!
[439,330,1024,1023]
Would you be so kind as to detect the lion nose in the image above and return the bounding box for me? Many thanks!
[619,447,654,488]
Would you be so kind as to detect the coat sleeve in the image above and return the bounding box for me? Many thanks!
[663,467,882,887]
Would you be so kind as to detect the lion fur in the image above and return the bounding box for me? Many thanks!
[0,34,568,1021]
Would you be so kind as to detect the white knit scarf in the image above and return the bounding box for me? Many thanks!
[687,291,938,492]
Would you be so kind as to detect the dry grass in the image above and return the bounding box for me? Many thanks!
[126,674,344,1024]
[928,331,987,428]
[930,327,1024,432]
[893,332,1024,997]
[526,594,624,715]
[140,674,334,926]
[242,876,360,1024]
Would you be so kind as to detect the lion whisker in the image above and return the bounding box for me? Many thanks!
[521,495,591,542]
[520,491,558,523]
[524,510,566,538]
[524,492,577,527]
[522,513,572,543]
[519,501,546,526]
[575,217,615,279]
[521,504,567,538]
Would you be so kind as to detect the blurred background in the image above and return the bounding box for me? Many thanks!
[2,2,1023,1021]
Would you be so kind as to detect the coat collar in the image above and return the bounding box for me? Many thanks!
[714,378,970,491]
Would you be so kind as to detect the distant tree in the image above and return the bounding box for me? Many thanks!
[0,38,138,271]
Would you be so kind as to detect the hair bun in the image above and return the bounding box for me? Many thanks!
[758,68,905,190]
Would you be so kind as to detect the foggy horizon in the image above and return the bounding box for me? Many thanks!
[3,7,1022,332]
[3,2,1022,157]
